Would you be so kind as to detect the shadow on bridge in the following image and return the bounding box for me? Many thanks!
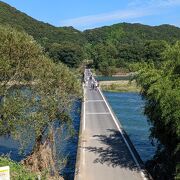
[85,129,141,172]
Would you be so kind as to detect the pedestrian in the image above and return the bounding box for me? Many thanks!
[91,81,94,90]
[97,81,99,88]
[85,80,88,87]
[94,81,98,90]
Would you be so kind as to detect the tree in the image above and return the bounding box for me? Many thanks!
[48,42,85,68]
[143,40,168,63]
[134,42,180,179]
[90,43,118,75]
[0,26,81,177]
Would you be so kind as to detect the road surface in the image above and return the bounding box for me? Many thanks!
[75,69,149,180]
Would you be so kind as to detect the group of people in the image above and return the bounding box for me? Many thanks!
[90,79,99,90]
[84,70,99,90]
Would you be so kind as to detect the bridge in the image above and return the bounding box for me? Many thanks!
[75,69,150,180]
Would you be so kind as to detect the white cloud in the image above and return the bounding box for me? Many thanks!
[128,0,147,7]
[61,0,180,28]
[128,0,180,7]
[61,8,154,27]
[160,0,180,6]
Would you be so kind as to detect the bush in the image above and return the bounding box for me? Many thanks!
[0,156,37,180]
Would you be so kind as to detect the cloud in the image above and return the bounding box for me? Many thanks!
[153,0,180,7]
[128,0,180,7]
[61,8,154,27]
[61,0,180,28]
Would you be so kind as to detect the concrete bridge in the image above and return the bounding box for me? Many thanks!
[75,69,150,180]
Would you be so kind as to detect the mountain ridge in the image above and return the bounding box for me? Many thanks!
[1,1,180,40]
[1,1,180,69]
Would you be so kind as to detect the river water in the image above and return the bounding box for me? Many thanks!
[104,92,156,162]
[0,92,156,179]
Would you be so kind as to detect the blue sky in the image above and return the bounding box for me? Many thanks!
[2,0,180,30]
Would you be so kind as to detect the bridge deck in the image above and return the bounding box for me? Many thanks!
[75,69,148,180]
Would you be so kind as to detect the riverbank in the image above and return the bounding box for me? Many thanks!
[100,80,141,92]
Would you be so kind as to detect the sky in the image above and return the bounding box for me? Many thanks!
[1,0,180,30]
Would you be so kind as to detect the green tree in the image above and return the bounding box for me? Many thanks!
[0,26,81,177]
[91,43,118,75]
[134,42,180,179]
[48,42,85,68]
[143,40,168,63]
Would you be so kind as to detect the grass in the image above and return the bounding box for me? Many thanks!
[100,80,141,92]
[0,156,37,180]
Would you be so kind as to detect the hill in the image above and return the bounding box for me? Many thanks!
[0,1,86,45]
[84,23,180,44]
[1,1,180,70]
[84,23,180,74]
[0,1,86,67]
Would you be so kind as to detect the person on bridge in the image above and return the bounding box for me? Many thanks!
[91,81,95,90]
[85,79,88,87]
[94,80,98,90]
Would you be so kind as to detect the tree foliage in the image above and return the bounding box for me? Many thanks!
[0,25,81,175]
[134,42,180,179]
[84,23,180,74]
[0,1,87,68]
[48,42,85,67]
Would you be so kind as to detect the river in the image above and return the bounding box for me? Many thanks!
[104,91,156,162]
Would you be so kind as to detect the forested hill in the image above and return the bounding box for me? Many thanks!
[0,1,87,67]
[0,1,86,45]
[84,23,180,75]
[1,1,180,69]
[84,23,180,44]
[1,0,180,47]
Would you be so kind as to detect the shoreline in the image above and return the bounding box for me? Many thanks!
[100,80,141,93]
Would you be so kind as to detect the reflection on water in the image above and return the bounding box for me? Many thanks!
[104,92,156,162]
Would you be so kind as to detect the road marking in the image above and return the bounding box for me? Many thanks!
[98,87,148,180]
[86,100,104,102]
[86,112,110,115]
